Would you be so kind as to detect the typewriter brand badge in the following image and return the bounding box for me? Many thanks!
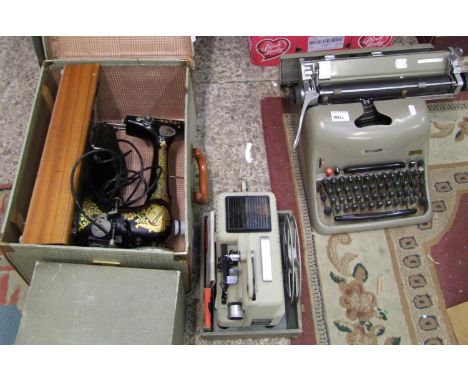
[331,111,350,122]
[256,38,291,61]
[358,36,392,48]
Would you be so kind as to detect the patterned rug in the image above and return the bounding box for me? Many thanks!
[0,184,28,344]
[261,97,468,345]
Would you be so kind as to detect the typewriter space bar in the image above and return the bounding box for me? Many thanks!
[335,208,418,222]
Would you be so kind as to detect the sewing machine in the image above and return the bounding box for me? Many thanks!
[280,44,467,234]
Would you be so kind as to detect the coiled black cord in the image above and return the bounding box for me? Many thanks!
[70,141,162,237]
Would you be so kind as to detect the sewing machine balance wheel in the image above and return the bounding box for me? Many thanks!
[281,213,302,304]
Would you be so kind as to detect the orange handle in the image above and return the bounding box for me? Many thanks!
[193,148,209,204]
[203,288,213,331]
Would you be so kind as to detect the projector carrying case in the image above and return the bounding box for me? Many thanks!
[0,37,207,292]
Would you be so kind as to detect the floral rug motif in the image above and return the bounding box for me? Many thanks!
[283,98,468,344]
[328,235,402,345]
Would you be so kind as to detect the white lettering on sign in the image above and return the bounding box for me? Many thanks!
[331,111,350,121]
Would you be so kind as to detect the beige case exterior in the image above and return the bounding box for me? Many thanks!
[214,192,286,328]
[199,211,302,339]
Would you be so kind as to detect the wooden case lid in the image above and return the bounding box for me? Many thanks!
[43,36,193,64]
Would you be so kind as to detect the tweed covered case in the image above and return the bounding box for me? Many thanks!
[0,37,202,291]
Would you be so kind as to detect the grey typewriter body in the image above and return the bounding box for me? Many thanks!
[299,98,431,234]
[281,44,467,234]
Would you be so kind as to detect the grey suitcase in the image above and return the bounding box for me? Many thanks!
[0,37,208,291]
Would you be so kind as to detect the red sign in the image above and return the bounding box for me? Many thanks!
[256,38,291,61]
[354,36,393,48]
[249,36,297,66]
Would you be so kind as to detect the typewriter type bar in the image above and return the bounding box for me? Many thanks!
[22,64,100,245]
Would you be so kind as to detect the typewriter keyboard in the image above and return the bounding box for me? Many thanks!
[316,161,428,222]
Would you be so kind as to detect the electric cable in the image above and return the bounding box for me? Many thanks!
[70,135,163,239]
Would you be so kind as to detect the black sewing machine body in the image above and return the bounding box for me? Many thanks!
[72,115,184,248]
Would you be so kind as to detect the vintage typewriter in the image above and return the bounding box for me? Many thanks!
[280,44,467,234]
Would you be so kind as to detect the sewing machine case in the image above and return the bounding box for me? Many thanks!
[0,37,205,293]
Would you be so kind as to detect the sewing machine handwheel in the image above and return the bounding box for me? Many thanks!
[193,148,209,204]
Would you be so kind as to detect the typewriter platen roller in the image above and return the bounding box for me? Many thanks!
[280,44,467,234]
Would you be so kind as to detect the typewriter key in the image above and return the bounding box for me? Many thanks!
[324,206,333,216]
